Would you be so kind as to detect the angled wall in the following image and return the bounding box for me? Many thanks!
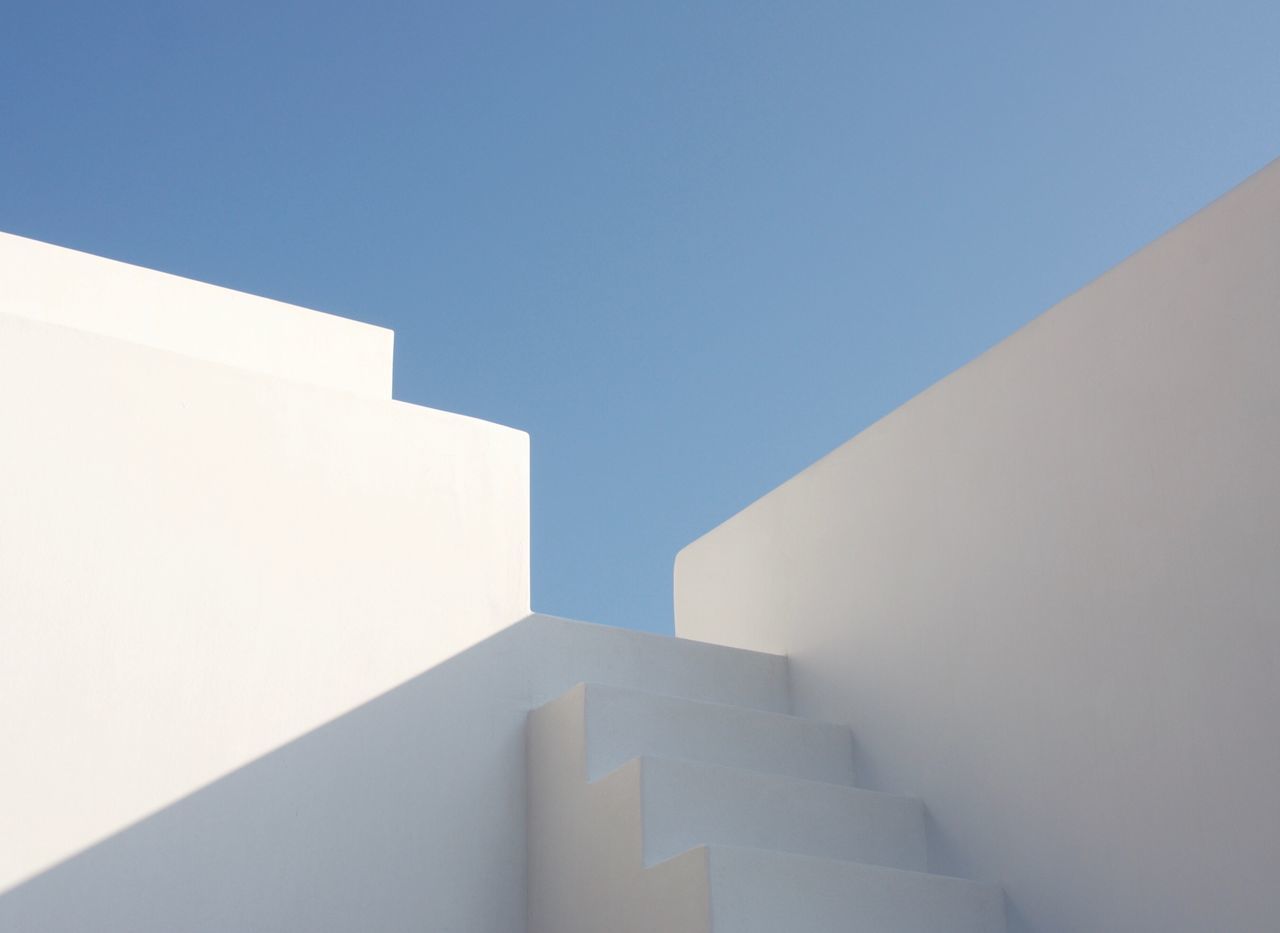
[0,244,528,894]
[675,160,1280,932]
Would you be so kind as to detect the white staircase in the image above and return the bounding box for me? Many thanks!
[528,648,1005,933]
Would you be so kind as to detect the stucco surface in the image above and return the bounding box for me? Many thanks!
[675,160,1280,932]
[0,312,527,892]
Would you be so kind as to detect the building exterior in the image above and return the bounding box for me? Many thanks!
[2,159,1277,932]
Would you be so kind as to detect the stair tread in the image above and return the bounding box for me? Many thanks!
[575,682,855,784]
[696,844,1005,933]
[632,755,926,871]
[525,615,791,713]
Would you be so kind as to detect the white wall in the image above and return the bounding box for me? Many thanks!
[0,614,788,933]
[675,159,1280,932]
[0,232,393,397]
[0,301,527,892]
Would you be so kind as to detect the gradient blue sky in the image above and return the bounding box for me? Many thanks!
[3,2,1278,633]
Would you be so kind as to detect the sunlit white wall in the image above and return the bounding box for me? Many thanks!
[0,239,529,892]
[676,160,1280,933]
[0,232,393,398]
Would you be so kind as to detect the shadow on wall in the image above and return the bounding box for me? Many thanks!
[0,625,536,933]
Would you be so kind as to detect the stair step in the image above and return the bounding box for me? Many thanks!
[699,845,1005,933]
[529,682,1005,933]
[577,682,854,784]
[524,615,791,713]
[635,756,925,871]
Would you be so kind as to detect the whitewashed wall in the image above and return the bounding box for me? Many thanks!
[0,232,393,398]
[675,160,1280,933]
[0,614,786,933]
[0,241,528,895]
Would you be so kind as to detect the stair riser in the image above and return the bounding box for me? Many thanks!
[707,846,1006,933]
[529,681,1004,933]
[583,684,854,783]
[640,757,926,870]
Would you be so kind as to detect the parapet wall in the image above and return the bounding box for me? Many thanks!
[0,243,528,893]
[674,159,1280,932]
[0,231,394,397]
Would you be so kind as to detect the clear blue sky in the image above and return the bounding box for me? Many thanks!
[3,2,1278,633]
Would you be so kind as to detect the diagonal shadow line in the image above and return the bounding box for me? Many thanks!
[1,617,546,933]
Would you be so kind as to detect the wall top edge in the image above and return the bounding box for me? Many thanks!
[675,154,1280,564]
[0,230,395,399]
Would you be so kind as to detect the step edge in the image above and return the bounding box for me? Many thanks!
[578,681,850,732]
[703,842,1005,893]
[524,613,789,665]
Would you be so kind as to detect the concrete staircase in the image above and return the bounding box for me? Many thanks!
[528,643,1005,933]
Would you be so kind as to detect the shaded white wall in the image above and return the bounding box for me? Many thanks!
[0,615,788,933]
[0,232,393,397]
[0,285,527,892]
[675,160,1280,932]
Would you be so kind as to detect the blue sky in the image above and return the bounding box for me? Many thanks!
[3,2,1278,633]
